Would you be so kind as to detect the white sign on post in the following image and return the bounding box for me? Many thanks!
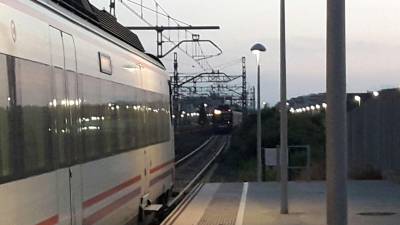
[264,148,278,166]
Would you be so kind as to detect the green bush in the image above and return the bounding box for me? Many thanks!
[226,106,326,181]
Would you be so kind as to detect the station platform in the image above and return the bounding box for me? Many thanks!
[162,181,400,225]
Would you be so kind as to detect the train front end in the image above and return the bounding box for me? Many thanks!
[212,106,233,133]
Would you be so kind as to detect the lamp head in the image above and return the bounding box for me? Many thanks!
[251,43,267,55]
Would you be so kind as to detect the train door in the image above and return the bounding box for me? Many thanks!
[49,26,83,225]
[62,32,83,225]
[141,93,151,209]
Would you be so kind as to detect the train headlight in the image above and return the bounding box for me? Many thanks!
[214,109,222,115]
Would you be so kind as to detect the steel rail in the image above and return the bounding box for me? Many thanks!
[175,136,215,166]
[167,135,229,208]
[160,183,204,225]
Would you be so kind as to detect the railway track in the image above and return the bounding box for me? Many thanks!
[168,135,230,208]
[175,136,215,166]
[141,135,229,225]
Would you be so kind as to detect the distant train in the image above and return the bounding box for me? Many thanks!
[0,1,174,225]
[212,105,242,132]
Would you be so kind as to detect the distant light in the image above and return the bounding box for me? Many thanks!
[316,104,321,109]
[302,107,306,112]
[204,103,208,107]
[311,106,315,110]
[322,103,327,109]
[286,102,290,106]
[373,91,379,97]
[354,95,361,102]
[289,108,295,113]
[262,101,266,105]
[306,106,310,111]
[214,109,222,115]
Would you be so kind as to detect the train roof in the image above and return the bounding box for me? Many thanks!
[52,0,145,53]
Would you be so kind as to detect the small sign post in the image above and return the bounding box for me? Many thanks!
[264,148,278,166]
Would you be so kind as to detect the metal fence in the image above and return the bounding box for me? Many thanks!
[347,89,400,177]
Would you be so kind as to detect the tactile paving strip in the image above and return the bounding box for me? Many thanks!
[197,183,243,225]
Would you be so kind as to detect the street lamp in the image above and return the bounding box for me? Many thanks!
[354,95,361,106]
[372,91,379,97]
[251,43,266,182]
[280,0,289,214]
[327,0,348,224]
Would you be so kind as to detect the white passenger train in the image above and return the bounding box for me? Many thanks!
[0,0,174,225]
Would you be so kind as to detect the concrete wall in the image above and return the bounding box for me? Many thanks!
[348,89,400,176]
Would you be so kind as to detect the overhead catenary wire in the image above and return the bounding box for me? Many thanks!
[120,0,213,71]
[121,0,222,72]
[213,58,243,70]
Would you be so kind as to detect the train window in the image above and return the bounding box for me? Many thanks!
[81,75,102,160]
[98,52,112,75]
[114,85,133,151]
[16,59,53,174]
[136,90,146,148]
[52,68,68,166]
[0,55,12,179]
[162,95,171,141]
[66,71,83,164]
[77,74,170,162]
[100,80,117,155]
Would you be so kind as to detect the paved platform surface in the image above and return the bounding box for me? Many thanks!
[162,181,400,225]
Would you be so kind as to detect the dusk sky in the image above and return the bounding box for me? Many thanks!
[91,0,400,104]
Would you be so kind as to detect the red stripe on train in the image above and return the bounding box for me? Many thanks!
[36,215,58,225]
[83,175,141,209]
[150,168,173,186]
[83,188,141,225]
[150,160,174,174]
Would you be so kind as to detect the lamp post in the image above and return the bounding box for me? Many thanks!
[327,0,347,224]
[251,43,266,182]
[280,0,289,214]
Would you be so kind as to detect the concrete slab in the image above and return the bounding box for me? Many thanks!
[162,181,400,225]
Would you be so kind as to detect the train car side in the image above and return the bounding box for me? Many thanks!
[0,1,174,225]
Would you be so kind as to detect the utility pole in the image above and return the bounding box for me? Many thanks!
[173,52,179,128]
[327,0,348,224]
[109,0,116,17]
[242,57,247,119]
[280,0,289,215]
[250,87,256,111]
